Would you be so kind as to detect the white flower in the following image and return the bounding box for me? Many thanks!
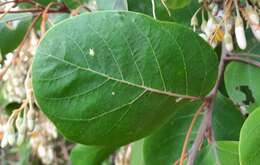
[245,5,259,25]
[224,32,234,52]
[235,16,247,50]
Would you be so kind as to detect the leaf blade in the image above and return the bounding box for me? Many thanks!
[32,11,218,146]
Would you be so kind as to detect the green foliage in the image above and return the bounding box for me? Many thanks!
[239,107,260,165]
[0,13,32,58]
[166,0,191,10]
[213,94,245,141]
[2,0,259,164]
[195,141,239,165]
[96,0,128,10]
[143,101,203,165]
[62,0,89,9]
[70,144,116,165]
[143,94,244,165]
[225,30,260,108]
[34,0,58,5]
[128,0,200,26]
[131,140,145,165]
[32,11,217,146]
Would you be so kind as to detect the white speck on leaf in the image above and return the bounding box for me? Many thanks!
[112,92,115,96]
[89,48,95,56]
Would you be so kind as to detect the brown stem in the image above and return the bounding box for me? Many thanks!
[179,103,206,165]
[174,153,188,165]
[187,105,211,165]
[224,55,260,68]
[0,4,69,14]
[41,2,61,34]
[0,14,41,81]
[187,43,228,165]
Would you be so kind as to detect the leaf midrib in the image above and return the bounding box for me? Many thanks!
[39,52,200,100]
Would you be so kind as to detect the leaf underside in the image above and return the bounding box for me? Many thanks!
[32,11,217,146]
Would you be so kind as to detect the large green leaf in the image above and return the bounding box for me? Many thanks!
[143,94,244,165]
[213,94,245,141]
[225,29,260,108]
[97,0,128,10]
[239,107,260,165]
[195,141,239,165]
[70,144,116,165]
[32,11,218,146]
[143,101,203,165]
[128,0,200,26]
[0,13,32,57]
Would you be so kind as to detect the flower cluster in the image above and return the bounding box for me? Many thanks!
[30,119,58,164]
[191,0,260,51]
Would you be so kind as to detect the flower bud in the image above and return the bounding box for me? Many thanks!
[251,24,260,41]
[235,16,247,50]
[224,32,234,52]
[191,15,198,27]
[18,121,27,134]
[1,134,8,148]
[226,17,234,32]
[27,109,35,131]
[199,33,208,41]
[38,144,46,158]
[207,17,217,33]
[6,123,16,145]
[16,133,25,146]
[15,115,23,130]
[201,19,207,32]
[27,119,35,131]
[212,4,219,16]
[7,133,16,146]
[245,6,259,25]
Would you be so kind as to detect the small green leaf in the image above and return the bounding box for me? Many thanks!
[213,94,245,141]
[143,101,203,165]
[225,29,260,108]
[0,14,32,57]
[34,0,58,5]
[32,11,218,146]
[239,107,260,165]
[131,140,145,165]
[97,0,128,10]
[62,0,89,9]
[195,141,239,165]
[166,0,191,10]
[70,144,116,165]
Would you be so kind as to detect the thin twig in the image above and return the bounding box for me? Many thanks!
[151,0,157,19]
[188,105,211,165]
[179,103,205,165]
[160,0,171,16]
[224,55,260,68]
[174,153,188,165]
[41,2,60,34]
[0,5,69,14]
[0,14,41,81]
[0,3,15,19]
